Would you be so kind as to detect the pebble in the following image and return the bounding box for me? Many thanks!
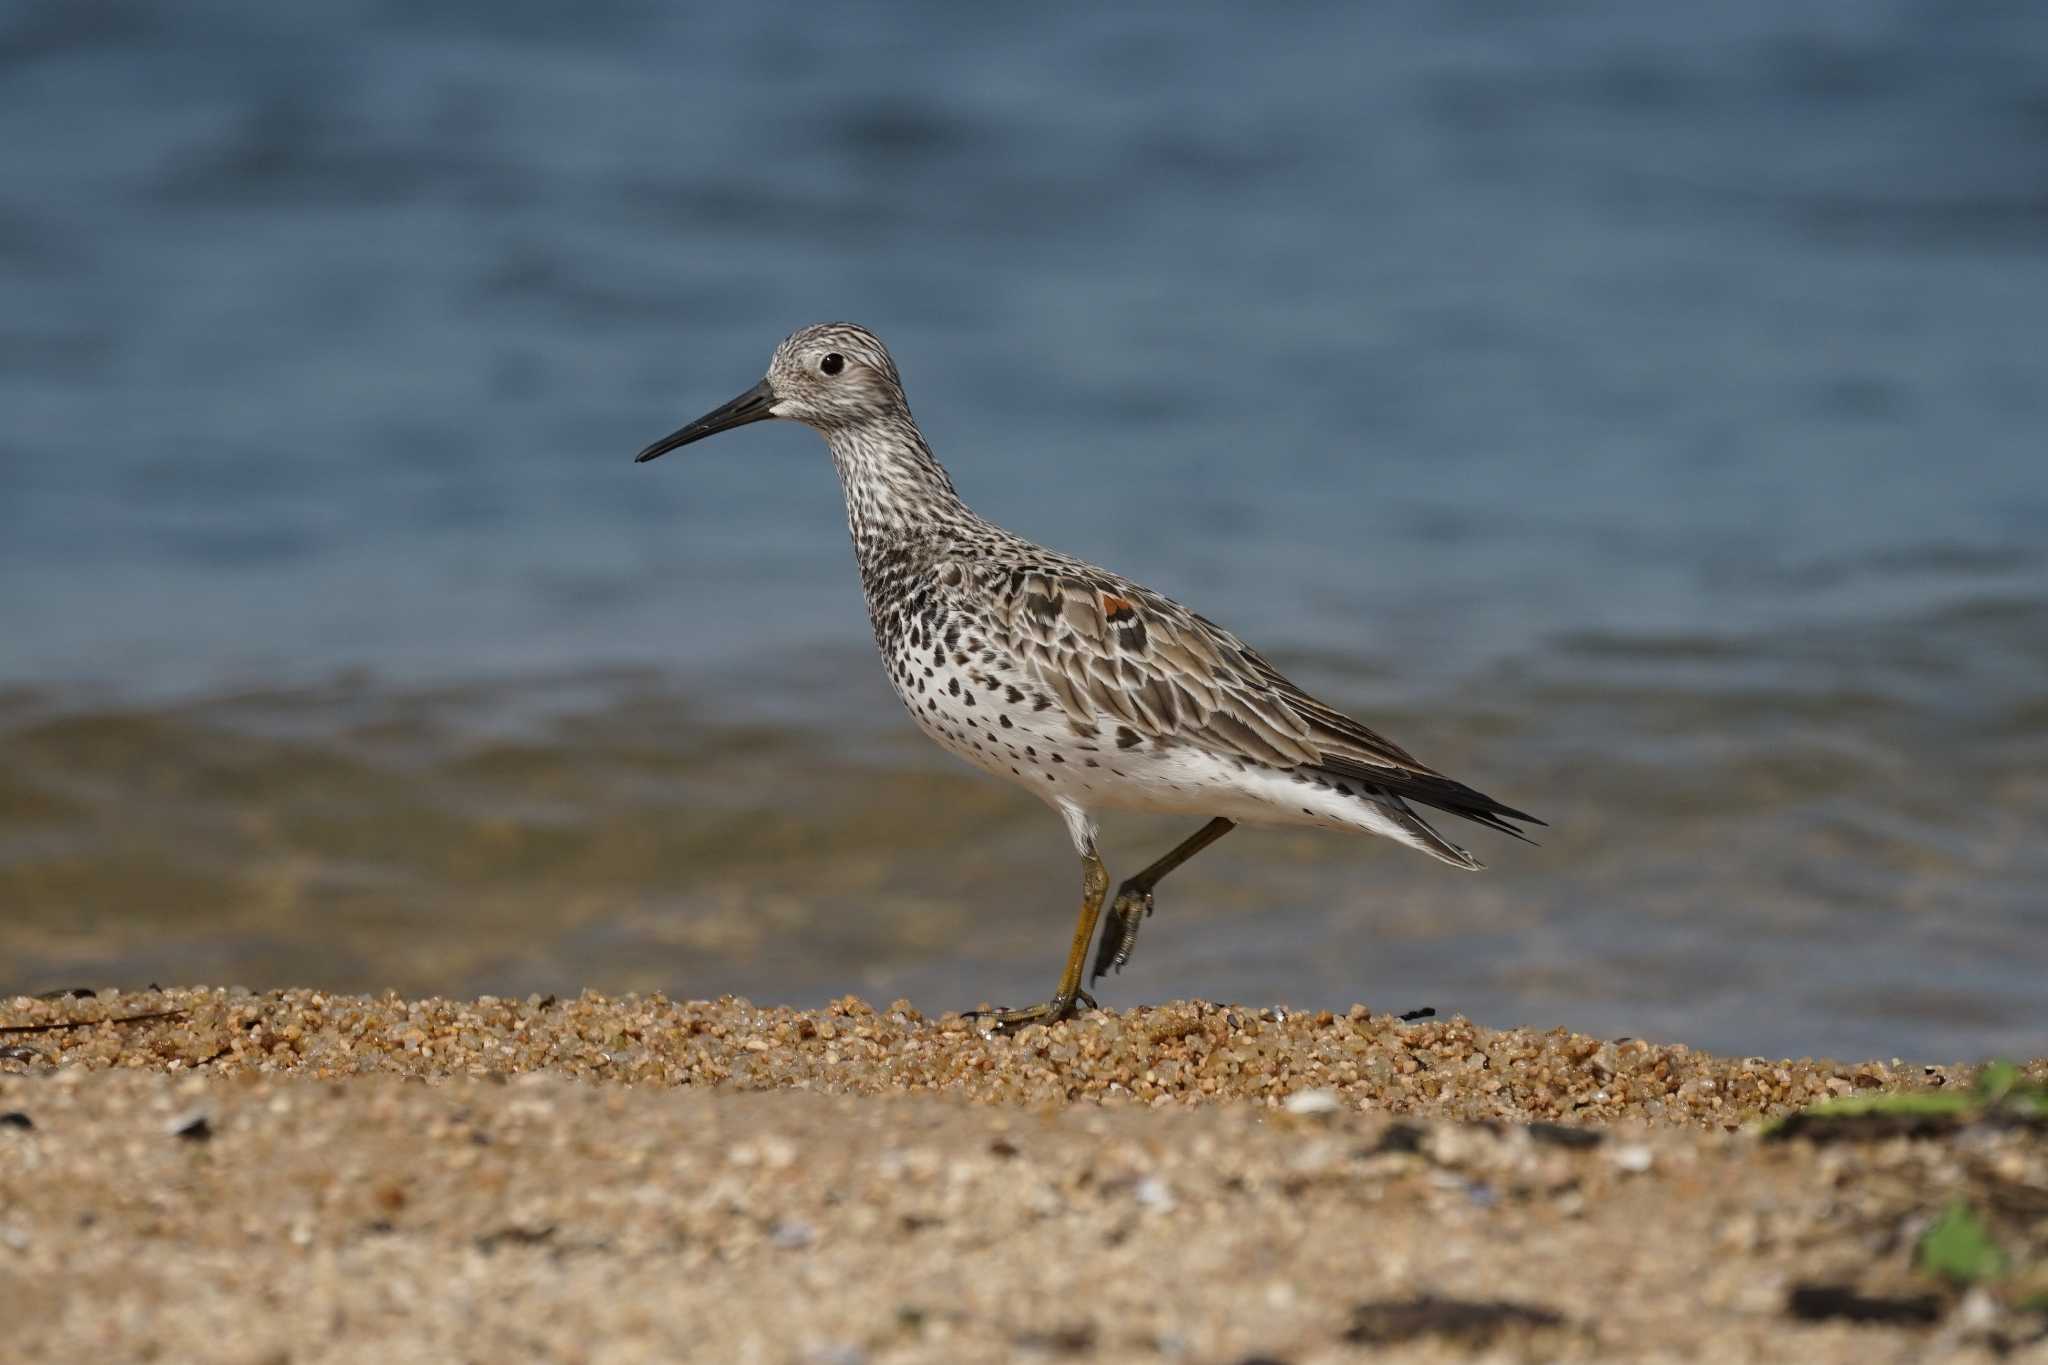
[1282,1087,1342,1116]
[1611,1143,1655,1174]
[0,999,2039,1365]
[1,987,2004,1129]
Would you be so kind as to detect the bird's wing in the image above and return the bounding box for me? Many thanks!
[980,563,1542,838]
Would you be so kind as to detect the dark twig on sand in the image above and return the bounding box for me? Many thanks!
[0,1008,189,1035]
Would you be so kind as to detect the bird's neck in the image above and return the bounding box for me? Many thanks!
[824,415,975,572]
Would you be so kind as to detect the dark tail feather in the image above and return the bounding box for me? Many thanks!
[1315,757,1544,846]
[1372,795,1486,870]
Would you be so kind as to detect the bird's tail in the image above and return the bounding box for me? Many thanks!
[1371,792,1486,870]
[1318,757,1544,848]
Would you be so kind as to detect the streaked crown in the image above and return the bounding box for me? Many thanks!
[766,322,908,429]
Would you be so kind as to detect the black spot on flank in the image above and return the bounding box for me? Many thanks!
[1115,726,1141,750]
[962,691,974,706]
[1303,807,1314,815]
[1033,695,1052,712]
[1045,773,1056,782]
[948,678,960,696]
[1051,753,1064,763]
[944,625,960,649]
[952,652,969,666]
[1026,746,1037,758]
[1005,685,1023,704]
[1085,758,1099,767]
[1000,715,1012,728]
[1011,767,1021,776]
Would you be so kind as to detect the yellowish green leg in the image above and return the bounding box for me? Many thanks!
[1091,817,1236,984]
[969,852,1110,1029]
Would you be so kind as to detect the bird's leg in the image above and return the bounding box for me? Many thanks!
[969,851,1110,1030]
[1090,817,1235,985]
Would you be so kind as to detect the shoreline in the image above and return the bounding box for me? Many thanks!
[4,988,2045,1361]
[0,986,1997,1118]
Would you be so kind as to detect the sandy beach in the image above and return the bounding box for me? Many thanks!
[2,988,2043,1362]
[10,4,2048,1362]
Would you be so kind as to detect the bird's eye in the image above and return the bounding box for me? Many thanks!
[820,353,845,376]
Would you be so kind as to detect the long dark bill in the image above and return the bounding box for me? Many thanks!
[633,379,777,463]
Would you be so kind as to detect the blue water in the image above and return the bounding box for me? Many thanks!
[3,2,2045,1060]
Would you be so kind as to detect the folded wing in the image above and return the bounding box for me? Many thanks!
[983,564,1542,840]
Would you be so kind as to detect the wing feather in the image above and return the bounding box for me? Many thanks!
[975,559,1543,838]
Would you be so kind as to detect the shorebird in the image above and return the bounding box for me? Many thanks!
[636,323,1540,1028]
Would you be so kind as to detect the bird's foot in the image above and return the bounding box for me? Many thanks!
[966,988,1098,1033]
[1089,883,1155,985]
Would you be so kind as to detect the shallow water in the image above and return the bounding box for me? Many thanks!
[3,3,2046,1059]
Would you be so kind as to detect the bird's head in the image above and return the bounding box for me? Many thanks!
[634,322,906,463]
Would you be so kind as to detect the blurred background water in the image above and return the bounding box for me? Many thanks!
[3,1,2045,1061]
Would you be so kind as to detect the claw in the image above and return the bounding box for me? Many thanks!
[1089,885,1154,985]
[966,989,1096,1032]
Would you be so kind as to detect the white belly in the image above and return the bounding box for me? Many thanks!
[891,650,1433,853]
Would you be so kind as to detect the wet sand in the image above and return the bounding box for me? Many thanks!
[3,988,2044,1362]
